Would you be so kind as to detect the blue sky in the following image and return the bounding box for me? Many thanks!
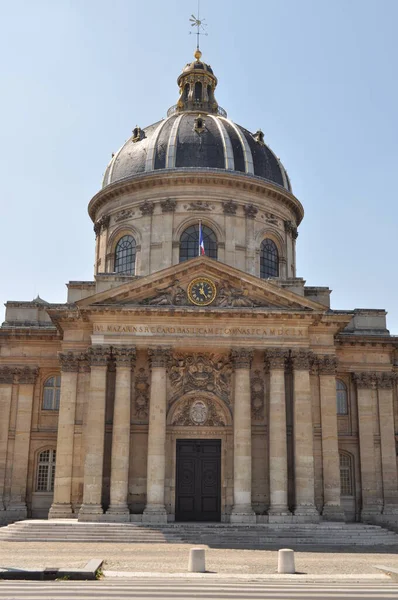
[1,0,397,331]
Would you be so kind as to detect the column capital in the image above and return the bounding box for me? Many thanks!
[148,347,171,368]
[113,347,136,367]
[317,355,338,375]
[0,366,14,384]
[377,373,396,389]
[266,348,288,370]
[78,353,91,373]
[15,366,39,385]
[88,346,111,367]
[231,348,253,369]
[291,349,313,371]
[353,372,377,389]
[59,352,80,372]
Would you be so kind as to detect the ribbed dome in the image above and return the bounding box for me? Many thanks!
[102,113,291,191]
[102,51,291,192]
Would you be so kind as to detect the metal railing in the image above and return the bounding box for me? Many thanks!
[167,104,227,118]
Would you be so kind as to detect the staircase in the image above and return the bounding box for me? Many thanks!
[1,520,398,548]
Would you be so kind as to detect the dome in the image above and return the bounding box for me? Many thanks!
[102,50,291,192]
[102,113,291,191]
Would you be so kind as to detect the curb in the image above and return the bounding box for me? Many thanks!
[0,558,103,581]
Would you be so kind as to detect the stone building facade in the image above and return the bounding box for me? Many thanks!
[1,50,397,526]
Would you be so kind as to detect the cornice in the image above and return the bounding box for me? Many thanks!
[88,169,304,225]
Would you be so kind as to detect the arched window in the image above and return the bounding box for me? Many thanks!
[43,376,61,410]
[260,239,279,278]
[184,83,190,101]
[336,379,348,415]
[114,235,136,275]
[36,449,56,492]
[179,224,218,262]
[339,452,353,496]
[194,82,202,102]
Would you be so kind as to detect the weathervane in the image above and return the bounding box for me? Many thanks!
[189,1,208,51]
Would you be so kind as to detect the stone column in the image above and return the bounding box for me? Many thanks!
[318,356,345,521]
[139,202,154,276]
[354,372,382,521]
[0,368,14,511]
[267,349,290,519]
[292,350,319,520]
[377,373,398,516]
[106,347,136,519]
[9,367,38,517]
[143,348,170,523]
[231,349,256,523]
[49,352,80,518]
[79,346,109,520]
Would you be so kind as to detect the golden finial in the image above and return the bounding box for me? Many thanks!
[194,48,202,61]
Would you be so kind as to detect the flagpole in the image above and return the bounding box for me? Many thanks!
[198,220,202,257]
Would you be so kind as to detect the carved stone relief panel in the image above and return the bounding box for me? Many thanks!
[169,353,232,405]
[134,367,149,420]
[171,397,226,427]
[251,369,265,421]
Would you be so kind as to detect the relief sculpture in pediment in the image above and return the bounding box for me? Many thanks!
[169,353,232,405]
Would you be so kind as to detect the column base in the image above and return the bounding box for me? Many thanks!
[268,505,291,517]
[322,503,345,522]
[48,503,74,519]
[294,504,320,522]
[361,504,382,523]
[105,505,130,522]
[142,504,168,524]
[7,502,27,521]
[78,503,103,521]
[230,505,256,524]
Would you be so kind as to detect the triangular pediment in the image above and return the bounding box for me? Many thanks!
[77,258,326,313]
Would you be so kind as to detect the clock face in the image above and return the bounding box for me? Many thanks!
[188,277,217,306]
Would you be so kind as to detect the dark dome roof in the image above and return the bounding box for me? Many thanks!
[102,112,291,192]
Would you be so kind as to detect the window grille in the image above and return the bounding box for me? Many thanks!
[36,449,56,492]
[42,376,61,410]
[114,235,136,275]
[179,224,217,262]
[339,453,353,496]
[336,379,348,415]
[260,239,279,278]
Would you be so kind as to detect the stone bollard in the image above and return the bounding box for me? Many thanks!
[188,548,206,573]
[278,548,295,574]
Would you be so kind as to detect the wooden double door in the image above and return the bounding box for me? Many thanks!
[175,439,221,522]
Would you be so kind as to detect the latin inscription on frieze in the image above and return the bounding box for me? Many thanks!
[93,323,305,338]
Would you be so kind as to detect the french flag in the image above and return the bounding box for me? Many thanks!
[199,222,205,256]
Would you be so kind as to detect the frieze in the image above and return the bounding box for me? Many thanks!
[251,370,264,420]
[160,199,177,213]
[139,201,155,216]
[231,348,253,369]
[113,346,136,367]
[169,353,232,405]
[59,352,80,372]
[243,204,258,219]
[185,201,213,211]
[149,347,171,368]
[223,200,237,215]
[134,367,149,419]
[88,346,111,367]
[114,209,134,223]
[171,397,226,427]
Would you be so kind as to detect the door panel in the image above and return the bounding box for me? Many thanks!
[176,439,221,521]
